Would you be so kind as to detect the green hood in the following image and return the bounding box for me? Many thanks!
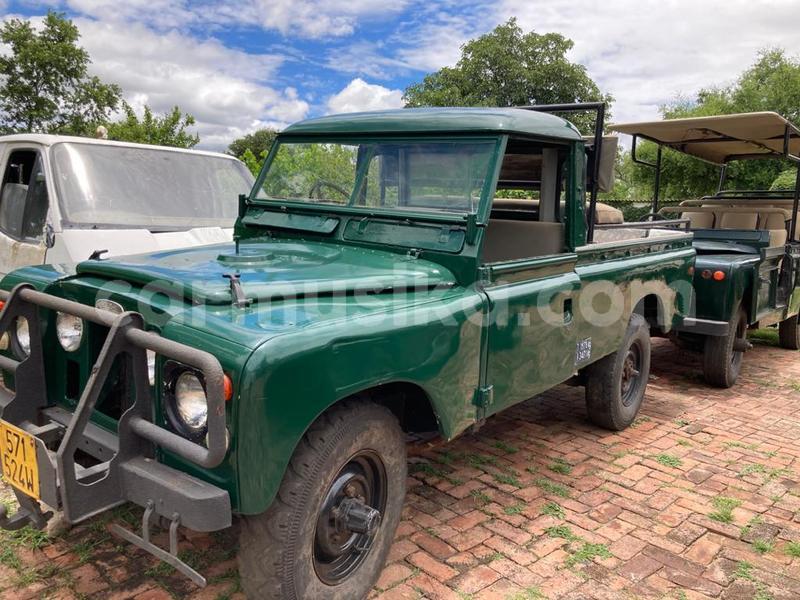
[74,241,456,305]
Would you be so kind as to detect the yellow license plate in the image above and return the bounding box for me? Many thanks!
[0,420,39,500]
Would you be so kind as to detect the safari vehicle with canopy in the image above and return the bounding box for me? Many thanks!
[0,105,694,598]
[611,112,800,388]
[0,134,254,276]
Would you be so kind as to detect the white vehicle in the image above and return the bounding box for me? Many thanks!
[0,134,255,275]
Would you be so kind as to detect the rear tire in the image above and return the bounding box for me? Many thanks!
[703,307,747,388]
[585,313,651,431]
[238,401,407,600]
[779,315,800,350]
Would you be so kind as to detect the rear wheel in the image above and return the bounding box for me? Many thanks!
[779,315,800,350]
[238,401,406,600]
[585,313,651,431]
[703,307,748,388]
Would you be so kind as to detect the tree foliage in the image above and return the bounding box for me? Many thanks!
[0,11,121,135]
[629,49,800,200]
[228,129,278,161]
[403,18,611,132]
[106,102,199,148]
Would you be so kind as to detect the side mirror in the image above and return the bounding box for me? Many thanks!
[45,223,55,249]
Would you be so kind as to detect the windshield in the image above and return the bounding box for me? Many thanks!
[51,142,254,229]
[256,139,497,214]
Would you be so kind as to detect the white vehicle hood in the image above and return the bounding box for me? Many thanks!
[49,227,233,263]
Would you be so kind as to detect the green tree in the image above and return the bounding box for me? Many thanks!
[228,129,278,160]
[106,102,199,148]
[403,18,611,132]
[630,48,800,200]
[0,11,121,134]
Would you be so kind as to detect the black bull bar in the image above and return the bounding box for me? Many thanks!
[0,284,231,586]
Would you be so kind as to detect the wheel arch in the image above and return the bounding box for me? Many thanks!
[633,292,668,333]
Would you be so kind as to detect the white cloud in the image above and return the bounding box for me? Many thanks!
[327,79,404,114]
[62,0,408,38]
[498,0,800,125]
[325,42,411,79]
[72,18,309,149]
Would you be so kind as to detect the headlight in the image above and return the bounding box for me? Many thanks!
[14,317,30,357]
[56,313,84,352]
[174,371,207,433]
[146,350,156,386]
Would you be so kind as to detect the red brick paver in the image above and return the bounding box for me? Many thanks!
[1,337,800,599]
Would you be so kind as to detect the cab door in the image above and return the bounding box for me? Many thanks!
[0,145,52,276]
[478,142,581,417]
[481,256,580,416]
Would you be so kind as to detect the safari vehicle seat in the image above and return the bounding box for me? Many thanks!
[760,211,789,247]
[483,220,564,262]
[719,212,758,230]
[684,211,715,229]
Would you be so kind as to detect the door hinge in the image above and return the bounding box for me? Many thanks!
[473,385,494,408]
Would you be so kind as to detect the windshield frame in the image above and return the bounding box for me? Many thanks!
[50,141,254,231]
[249,134,506,223]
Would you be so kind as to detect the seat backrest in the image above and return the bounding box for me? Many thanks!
[685,211,715,229]
[0,183,28,236]
[594,202,623,224]
[758,212,788,248]
[719,212,758,230]
[483,220,564,263]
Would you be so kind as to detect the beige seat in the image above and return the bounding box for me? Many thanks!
[483,220,564,263]
[595,202,623,224]
[759,212,788,248]
[719,212,758,230]
[685,211,715,229]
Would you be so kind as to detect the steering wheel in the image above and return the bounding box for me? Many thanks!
[308,179,350,200]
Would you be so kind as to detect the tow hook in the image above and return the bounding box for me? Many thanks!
[0,494,52,531]
[733,338,753,352]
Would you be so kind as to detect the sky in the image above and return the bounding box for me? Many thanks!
[2,0,800,151]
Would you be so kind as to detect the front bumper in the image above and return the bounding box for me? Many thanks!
[0,284,231,585]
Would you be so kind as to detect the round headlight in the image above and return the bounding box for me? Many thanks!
[146,350,156,386]
[56,312,84,352]
[174,371,207,433]
[15,317,30,357]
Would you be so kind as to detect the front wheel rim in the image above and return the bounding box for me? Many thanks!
[621,340,643,407]
[313,450,387,585]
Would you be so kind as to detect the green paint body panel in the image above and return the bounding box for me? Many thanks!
[688,231,799,326]
[0,109,697,518]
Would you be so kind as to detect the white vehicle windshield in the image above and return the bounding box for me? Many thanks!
[51,142,254,230]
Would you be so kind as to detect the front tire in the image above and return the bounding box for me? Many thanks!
[239,401,407,600]
[703,307,747,388]
[779,315,800,350]
[585,313,651,431]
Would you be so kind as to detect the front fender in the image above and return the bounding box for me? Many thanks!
[234,291,484,515]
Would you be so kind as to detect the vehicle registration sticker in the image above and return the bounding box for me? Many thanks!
[0,420,39,500]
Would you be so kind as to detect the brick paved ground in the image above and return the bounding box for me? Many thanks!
[1,335,800,599]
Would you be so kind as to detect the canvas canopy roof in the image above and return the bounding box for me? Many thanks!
[610,112,800,165]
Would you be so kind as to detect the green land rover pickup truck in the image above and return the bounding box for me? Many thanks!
[611,112,800,388]
[0,106,694,598]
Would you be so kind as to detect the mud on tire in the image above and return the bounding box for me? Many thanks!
[585,313,651,431]
[238,400,406,600]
